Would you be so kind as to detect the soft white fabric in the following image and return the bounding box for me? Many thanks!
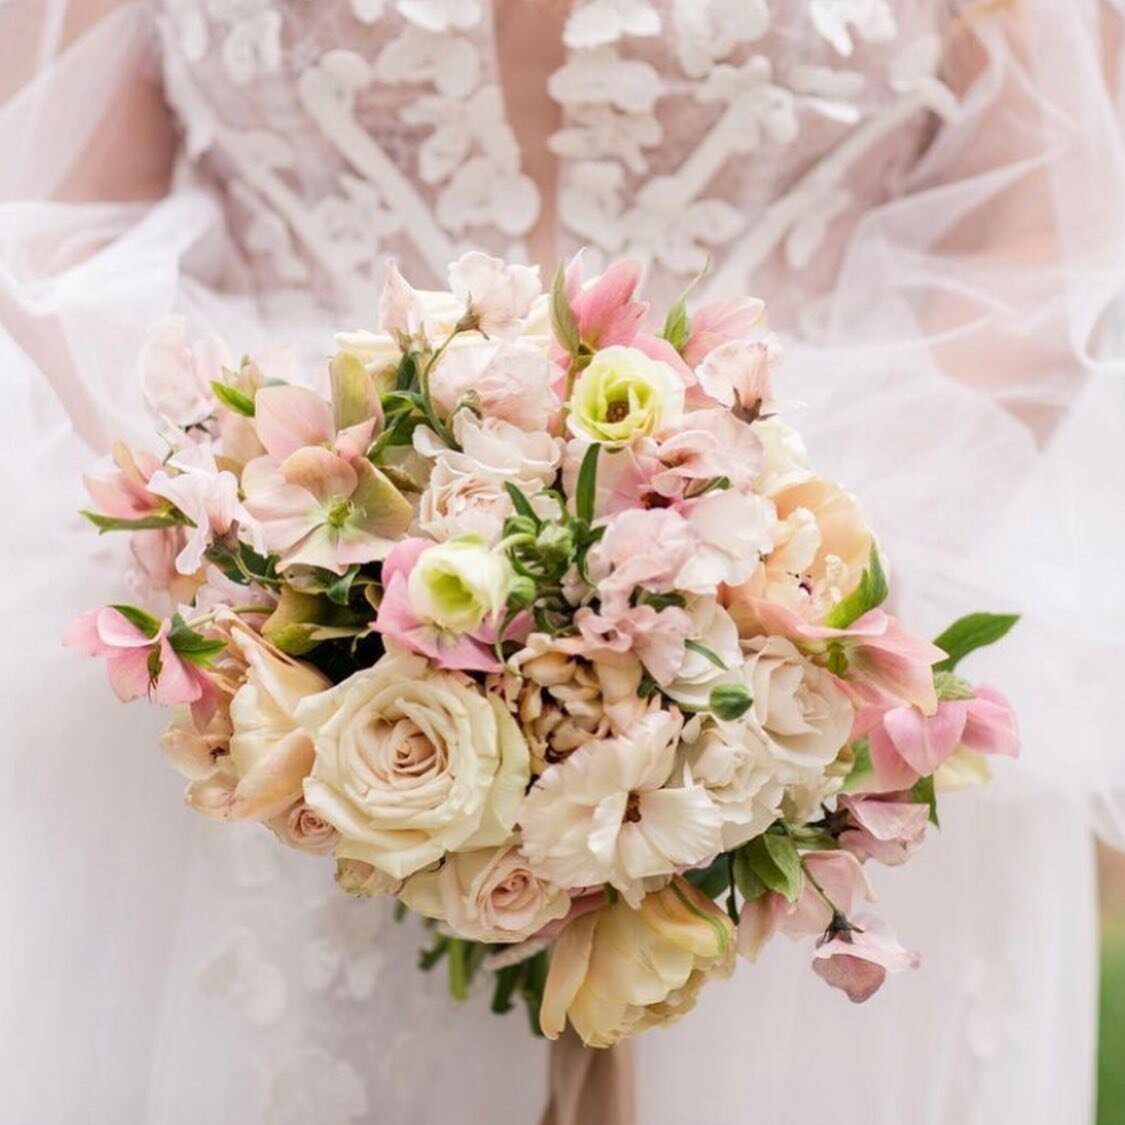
[0,1,1123,1122]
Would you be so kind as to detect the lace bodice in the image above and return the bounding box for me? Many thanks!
[156,0,956,321]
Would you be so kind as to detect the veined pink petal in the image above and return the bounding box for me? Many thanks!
[882,702,968,777]
[105,648,156,702]
[152,639,205,707]
[335,418,377,461]
[96,607,161,649]
[566,257,648,349]
[63,608,111,656]
[682,297,766,367]
[255,385,336,461]
[867,721,924,791]
[961,686,1021,758]
[382,538,432,587]
[631,333,694,381]
[280,447,358,504]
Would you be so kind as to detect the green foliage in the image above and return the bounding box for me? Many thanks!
[210,379,256,417]
[550,264,581,356]
[735,829,803,903]
[108,603,162,638]
[710,682,753,721]
[824,545,888,629]
[574,442,600,524]
[81,510,189,534]
[167,614,226,666]
[933,612,1020,672]
[910,774,940,828]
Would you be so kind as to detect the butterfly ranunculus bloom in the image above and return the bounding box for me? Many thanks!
[540,876,735,1048]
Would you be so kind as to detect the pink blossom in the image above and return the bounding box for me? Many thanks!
[241,448,412,574]
[695,336,781,417]
[859,700,968,790]
[812,913,919,1002]
[738,850,875,960]
[563,255,648,351]
[590,508,697,617]
[649,409,763,497]
[83,442,165,520]
[675,490,775,592]
[961,685,1020,759]
[681,297,766,368]
[448,251,541,337]
[379,259,428,341]
[64,607,218,723]
[140,316,231,430]
[374,538,507,673]
[837,793,929,866]
[754,605,946,715]
[147,444,264,574]
[253,383,379,465]
[565,603,694,687]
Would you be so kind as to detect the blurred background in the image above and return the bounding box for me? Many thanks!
[1099,846,1125,1123]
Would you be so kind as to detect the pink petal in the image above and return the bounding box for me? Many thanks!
[281,447,357,504]
[961,686,1021,758]
[682,297,766,367]
[255,385,336,461]
[381,538,432,587]
[63,608,110,656]
[882,702,968,777]
[105,648,156,702]
[152,639,205,707]
[96,607,160,649]
[867,721,925,791]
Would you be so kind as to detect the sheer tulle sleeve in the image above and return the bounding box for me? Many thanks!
[762,0,1125,846]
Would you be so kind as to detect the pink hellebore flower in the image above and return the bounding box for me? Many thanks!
[374,538,509,673]
[681,297,766,368]
[254,379,380,466]
[147,443,264,575]
[64,607,218,723]
[836,793,929,866]
[242,447,412,575]
[448,251,541,338]
[83,442,165,520]
[812,913,920,1003]
[961,685,1021,758]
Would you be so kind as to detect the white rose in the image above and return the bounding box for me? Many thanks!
[569,346,685,445]
[664,597,742,709]
[681,715,786,850]
[743,635,854,769]
[299,652,530,879]
[400,844,571,943]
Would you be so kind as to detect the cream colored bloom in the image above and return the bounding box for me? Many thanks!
[663,597,742,709]
[568,346,685,445]
[540,877,735,1047]
[407,535,513,633]
[299,652,530,879]
[681,715,787,850]
[186,623,329,822]
[400,844,571,943]
[744,635,854,769]
[519,713,723,905]
[268,800,340,855]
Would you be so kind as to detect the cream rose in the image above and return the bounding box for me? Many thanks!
[186,624,329,822]
[268,800,340,855]
[681,715,787,850]
[299,651,530,879]
[400,844,571,943]
[540,877,734,1048]
[743,635,854,769]
[568,346,685,445]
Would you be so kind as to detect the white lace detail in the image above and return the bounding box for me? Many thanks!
[156,0,956,308]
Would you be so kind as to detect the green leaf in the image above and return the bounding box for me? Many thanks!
[660,261,707,352]
[911,774,940,827]
[550,264,581,356]
[326,566,361,606]
[685,638,728,671]
[519,950,550,1038]
[823,545,888,629]
[210,379,256,417]
[418,934,449,972]
[82,510,189,534]
[574,442,600,524]
[167,614,226,666]
[330,351,379,430]
[732,848,769,902]
[841,737,874,792]
[504,482,541,526]
[108,603,162,638]
[739,830,803,902]
[685,854,732,900]
[490,964,523,1015]
[395,351,418,393]
[709,682,753,721]
[932,612,1020,673]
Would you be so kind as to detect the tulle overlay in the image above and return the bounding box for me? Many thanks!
[1,1,1122,1122]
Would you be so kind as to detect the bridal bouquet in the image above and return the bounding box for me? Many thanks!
[67,252,1020,1048]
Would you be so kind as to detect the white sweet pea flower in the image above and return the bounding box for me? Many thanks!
[519,712,723,905]
[448,252,541,338]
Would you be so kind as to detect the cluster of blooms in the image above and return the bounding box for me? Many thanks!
[67,251,1020,1048]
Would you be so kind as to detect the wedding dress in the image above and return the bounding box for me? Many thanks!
[2,1,1125,1122]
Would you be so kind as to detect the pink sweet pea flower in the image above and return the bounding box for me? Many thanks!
[649,409,763,497]
[836,793,929,866]
[681,297,766,367]
[961,685,1020,758]
[140,316,231,430]
[738,850,875,961]
[695,335,781,418]
[147,444,264,575]
[242,448,412,575]
[812,913,920,1003]
[83,442,165,520]
[448,251,541,338]
[64,607,218,724]
[563,603,694,687]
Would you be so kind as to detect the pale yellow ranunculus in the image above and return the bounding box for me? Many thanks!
[568,345,684,445]
[540,876,735,1048]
